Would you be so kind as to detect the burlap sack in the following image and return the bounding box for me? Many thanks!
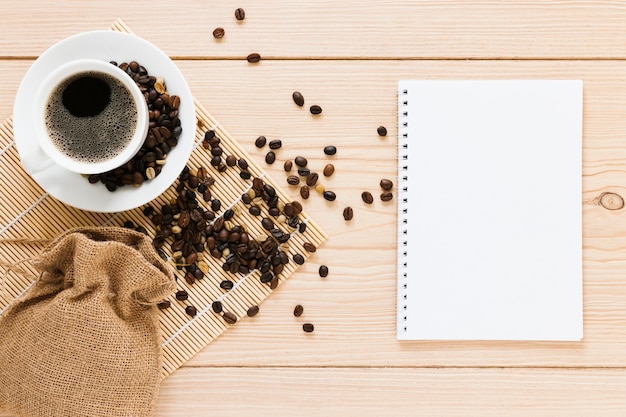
[0,227,175,417]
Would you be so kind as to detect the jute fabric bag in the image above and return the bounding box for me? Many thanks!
[0,227,175,417]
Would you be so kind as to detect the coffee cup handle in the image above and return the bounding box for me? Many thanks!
[21,144,57,175]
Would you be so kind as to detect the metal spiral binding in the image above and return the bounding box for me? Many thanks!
[397,86,410,335]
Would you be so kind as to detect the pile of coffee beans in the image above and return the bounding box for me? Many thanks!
[142,132,319,323]
[87,60,182,192]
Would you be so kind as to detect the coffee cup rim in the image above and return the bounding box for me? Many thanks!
[32,58,149,175]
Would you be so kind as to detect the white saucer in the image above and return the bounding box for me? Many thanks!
[13,30,196,212]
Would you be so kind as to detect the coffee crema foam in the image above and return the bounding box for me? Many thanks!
[45,71,138,164]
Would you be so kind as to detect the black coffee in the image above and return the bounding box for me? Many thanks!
[45,70,138,164]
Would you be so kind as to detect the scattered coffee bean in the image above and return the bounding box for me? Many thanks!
[319,265,329,278]
[175,290,189,301]
[292,91,305,107]
[223,311,238,324]
[284,160,293,172]
[212,300,223,313]
[237,158,249,170]
[300,185,310,200]
[380,179,393,190]
[361,191,374,204]
[157,300,171,310]
[255,135,267,148]
[381,191,394,201]
[220,280,234,290]
[268,139,282,150]
[306,172,319,187]
[303,242,316,253]
[234,7,246,20]
[310,105,322,115]
[302,323,315,333]
[265,151,276,164]
[297,167,310,177]
[343,206,354,221]
[293,253,305,265]
[377,125,388,136]
[294,304,304,317]
[294,156,308,167]
[185,305,198,317]
[247,52,261,63]
[287,175,300,185]
[323,164,335,177]
[323,191,336,201]
[323,145,337,155]
[261,217,274,230]
[143,206,155,216]
[247,305,259,317]
[225,155,237,167]
[213,27,225,39]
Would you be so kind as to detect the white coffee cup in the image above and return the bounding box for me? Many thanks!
[32,58,149,175]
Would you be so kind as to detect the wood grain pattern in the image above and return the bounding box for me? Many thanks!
[0,1,626,59]
[1,3,626,416]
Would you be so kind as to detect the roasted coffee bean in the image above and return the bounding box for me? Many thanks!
[123,220,135,229]
[377,125,388,136]
[247,305,260,317]
[225,155,237,167]
[381,191,394,201]
[310,105,322,115]
[300,185,310,200]
[249,205,262,216]
[319,265,329,277]
[223,311,238,324]
[185,305,198,317]
[234,7,246,20]
[306,172,319,187]
[292,91,305,106]
[299,222,307,233]
[343,206,354,221]
[303,242,316,253]
[211,199,222,211]
[361,191,374,204]
[255,135,267,148]
[284,160,293,172]
[266,274,278,289]
[297,167,310,177]
[212,301,223,313]
[210,155,222,167]
[302,323,315,333]
[143,206,155,216]
[323,191,336,201]
[175,290,189,301]
[268,139,282,150]
[220,280,234,290]
[223,209,234,220]
[293,304,304,317]
[287,175,300,185]
[294,156,307,167]
[261,217,274,230]
[323,145,337,155]
[240,171,251,180]
[323,163,335,177]
[184,271,196,285]
[380,179,393,190]
[157,300,171,310]
[213,27,225,39]
[237,158,249,170]
[293,253,305,265]
[247,52,261,63]
[265,151,276,164]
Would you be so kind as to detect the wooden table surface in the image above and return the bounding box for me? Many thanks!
[2,1,626,416]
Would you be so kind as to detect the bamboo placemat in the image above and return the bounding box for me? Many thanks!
[0,19,326,377]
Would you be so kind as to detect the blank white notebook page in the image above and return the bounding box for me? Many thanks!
[397,80,583,341]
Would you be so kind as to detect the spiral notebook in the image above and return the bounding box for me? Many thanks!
[397,80,583,341]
